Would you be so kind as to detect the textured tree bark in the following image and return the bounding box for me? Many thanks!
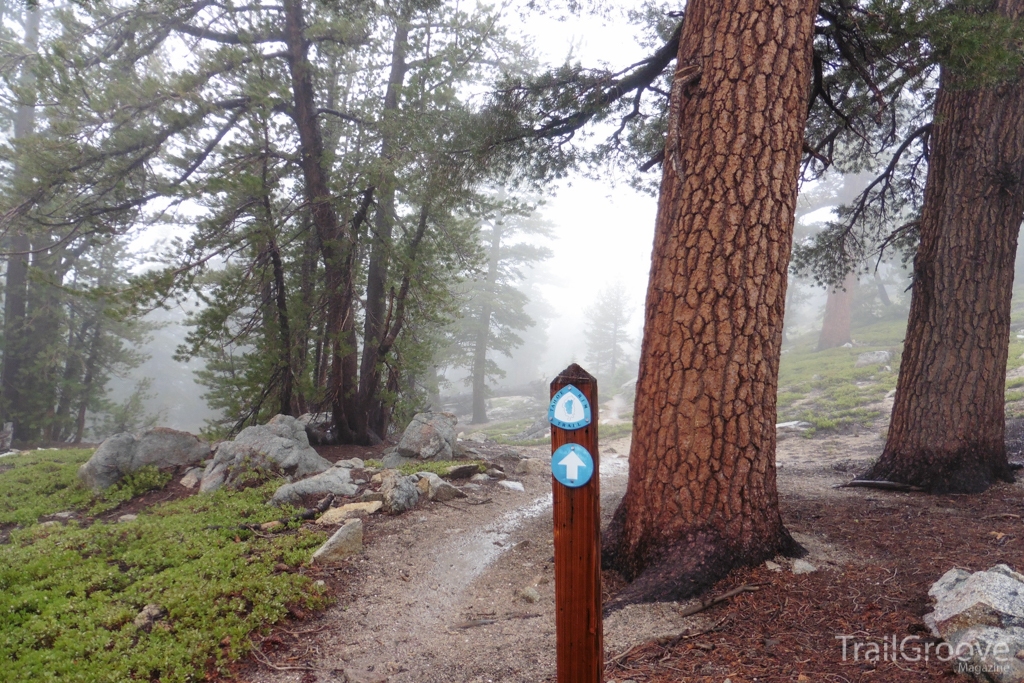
[603,0,818,606]
[817,271,856,350]
[864,0,1024,493]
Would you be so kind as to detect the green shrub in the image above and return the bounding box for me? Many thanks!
[0,483,327,683]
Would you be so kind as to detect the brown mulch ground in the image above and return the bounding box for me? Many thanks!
[606,481,1024,682]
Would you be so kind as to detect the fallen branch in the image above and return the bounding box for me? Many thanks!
[835,480,924,492]
[251,647,315,672]
[676,583,761,618]
[982,513,1022,520]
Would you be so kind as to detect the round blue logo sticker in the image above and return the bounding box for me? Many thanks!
[548,385,592,430]
[551,443,595,488]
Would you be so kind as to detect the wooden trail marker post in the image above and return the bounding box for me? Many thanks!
[549,363,603,682]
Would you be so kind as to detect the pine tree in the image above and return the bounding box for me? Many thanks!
[584,282,634,383]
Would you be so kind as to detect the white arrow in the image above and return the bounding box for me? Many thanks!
[558,449,587,481]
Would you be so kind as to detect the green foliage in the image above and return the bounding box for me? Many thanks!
[0,463,327,683]
[92,465,172,512]
[0,449,96,525]
[777,318,903,432]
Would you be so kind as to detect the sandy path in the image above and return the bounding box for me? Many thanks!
[247,429,890,683]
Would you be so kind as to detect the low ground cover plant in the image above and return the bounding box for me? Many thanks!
[0,449,328,683]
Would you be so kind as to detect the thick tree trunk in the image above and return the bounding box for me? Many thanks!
[603,0,817,606]
[817,271,856,350]
[863,6,1024,493]
[282,0,359,441]
[471,225,501,424]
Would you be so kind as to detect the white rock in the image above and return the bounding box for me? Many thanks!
[179,467,203,489]
[764,560,782,572]
[312,519,363,564]
[498,480,525,493]
[791,559,817,575]
[316,501,382,525]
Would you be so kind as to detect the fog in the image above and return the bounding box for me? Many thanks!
[98,3,936,433]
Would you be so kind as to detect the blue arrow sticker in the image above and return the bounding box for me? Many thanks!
[548,384,592,430]
[551,443,595,488]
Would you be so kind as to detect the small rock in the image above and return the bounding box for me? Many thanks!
[764,560,782,572]
[38,521,59,527]
[118,514,138,523]
[333,458,364,469]
[415,471,467,502]
[381,451,416,469]
[359,490,385,503]
[370,473,383,484]
[792,559,817,575]
[381,471,419,514]
[446,464,480,479]
[498,480,525,492]
[133,604,166,632]
[179,467,203,489]
[52,511,74,519]
[514,458,548,476]
[485,468,506,480]
[470,473,490,482]
[314,579,326,588]
[465,432,488,443]
[316,501,382,525]
[311,518,363,564]
[518,586,541,603]
[260,520,283,531]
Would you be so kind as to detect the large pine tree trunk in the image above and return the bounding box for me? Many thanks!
[603,0,818,606]
[863,3,1024,493]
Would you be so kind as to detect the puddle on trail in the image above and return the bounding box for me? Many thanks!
[424,494,552,611]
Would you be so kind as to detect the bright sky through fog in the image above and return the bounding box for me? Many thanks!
[516,3,659,379]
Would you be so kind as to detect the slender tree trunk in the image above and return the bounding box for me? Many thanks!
[471,225,501,424]
[267,237,295,416]
[73,323,103,444]
[864,3,1024,493]
[873,269,892,307]
[603,0,817,606]
[2,7,39,442]
[358,14,411,439]
[52,315,89,442]
[817,271,856,350]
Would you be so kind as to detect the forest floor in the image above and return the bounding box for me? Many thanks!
[228,414,1024,683]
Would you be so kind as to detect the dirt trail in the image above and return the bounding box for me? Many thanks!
[246,428,900,683]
